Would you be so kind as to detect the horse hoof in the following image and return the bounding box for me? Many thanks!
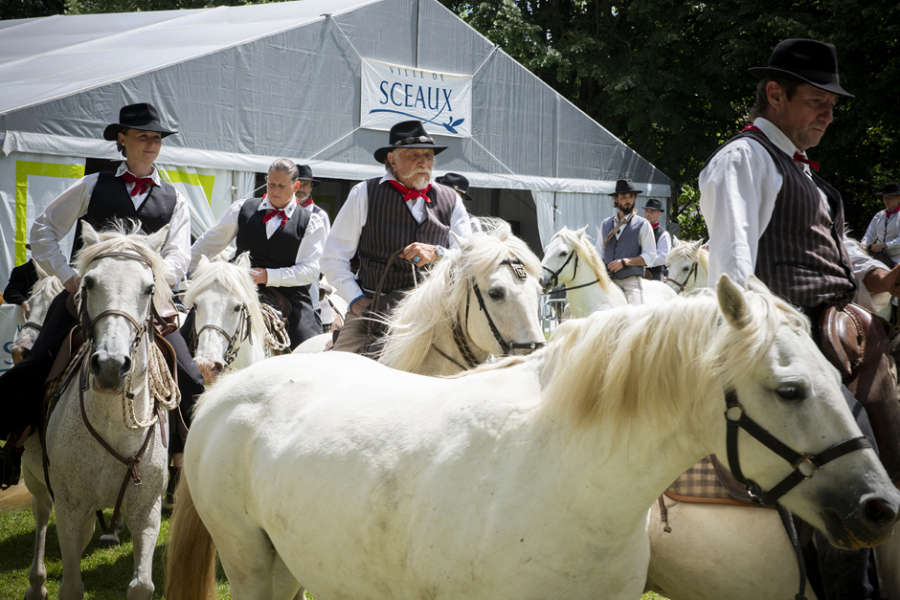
[98,533,121,547]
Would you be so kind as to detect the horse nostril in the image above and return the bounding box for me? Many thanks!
[119,356,132,377]
[90,353,103,375]
[864,497,896,527]
[212,362,225,376]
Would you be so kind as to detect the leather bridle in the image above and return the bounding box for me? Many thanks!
[193,304,251,368]
[724,389,872,507]
[668,260,699,294]
[541,248,601,294]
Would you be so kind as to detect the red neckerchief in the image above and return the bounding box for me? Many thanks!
[300,196,314,208]
[388,180,432,203]
[122,172,155,197]
[262,199,295,229]
[651,221,660,229]
[741,123,820,170]
[886,205,900,219]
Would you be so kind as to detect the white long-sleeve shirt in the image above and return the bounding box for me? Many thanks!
[190,196,326,287]
[321,173,473,304]
[30,162,191,288]
[595,213,658,269]
[699,117,889,311]
[861,210,900,259]
[653,227,671,267]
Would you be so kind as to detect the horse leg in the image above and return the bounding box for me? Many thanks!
[123,498,163,599]
[272,552,304,600]
[23,470,53,600]
[54,504,94,600]
[215,527,279,600]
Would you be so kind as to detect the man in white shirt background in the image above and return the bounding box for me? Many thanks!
[642,197,670,281]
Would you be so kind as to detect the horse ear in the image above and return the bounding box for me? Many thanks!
[197,255,210,271]
[450,231,469,249]
[672,235,679,246]
[80,221,102,247]
[33,260,48,279]
[146,224,169,253]
[717,274,749,330]
[576,225,588,237]
[236,251,252,270]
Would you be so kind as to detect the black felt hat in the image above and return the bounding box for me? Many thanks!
[609,179,643,197]
[877,183,900,196]
[103,103,177,141]
[295,164,321,187]
[643,198,665,212]
[435,173,472,201]
[374,120,448,164]
[748,39,854,98]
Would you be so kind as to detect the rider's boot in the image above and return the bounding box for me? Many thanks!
[0,434,24,490]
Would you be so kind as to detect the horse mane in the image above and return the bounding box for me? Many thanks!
[552,226,618,296]
[73,221,172,310]
[379,220,542,372]
[29,270,64,302]
[539,276,808,441]
[668,238,708,273]
[183,253,267,345]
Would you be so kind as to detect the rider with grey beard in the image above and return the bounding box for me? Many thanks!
[321,120,472,354]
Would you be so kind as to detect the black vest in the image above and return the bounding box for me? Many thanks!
[706,130,855,307]
[71,170,177,259]
[235,198,320,348]
[356,179,456,294]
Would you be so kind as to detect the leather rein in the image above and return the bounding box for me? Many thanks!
[667,259,699,294]
[541,248,601,294]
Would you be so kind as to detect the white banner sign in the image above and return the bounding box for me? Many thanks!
[360,58,472,138]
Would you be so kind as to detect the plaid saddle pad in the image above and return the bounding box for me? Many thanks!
[665,455,732,500]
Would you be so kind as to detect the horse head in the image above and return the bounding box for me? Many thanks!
[185,252,265,384]
[666,237,708,294]
[10,261,63,364]
[76,221,170,394]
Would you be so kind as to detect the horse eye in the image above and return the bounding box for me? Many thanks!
[488,288,505,300]
[145,284,155,296]
[233,305,242,312]
[776,385,805,401]
[84,277,95,290]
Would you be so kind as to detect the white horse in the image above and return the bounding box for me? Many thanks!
[541,226,676,316]
[183,252,275,385]
[647,498,900,599]
[665,237,708,294]
[10,262,64,364]
[296,223,545,377]
[166,275,900,600]
[21,222,176,600]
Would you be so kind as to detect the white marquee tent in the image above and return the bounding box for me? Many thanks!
[0,0,671,364]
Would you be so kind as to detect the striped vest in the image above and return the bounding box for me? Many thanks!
[71,170,177,259]
[709,130,855,307]
[356,178,456,294]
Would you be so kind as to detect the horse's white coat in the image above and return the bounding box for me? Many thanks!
[177,276,899,600]
[21,222,171,600]
[665,237,709,294]
[541,226,675,317]
[647,499,900,600]
[10,262,63,363]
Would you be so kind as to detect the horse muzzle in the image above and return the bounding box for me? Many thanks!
[818,488,900,549]
[89,350,131,392]
[195,357,226,385]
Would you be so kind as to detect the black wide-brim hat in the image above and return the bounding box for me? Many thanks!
[374,120,448,164]
[295,164,321,188]
[748,38,854,98]
[435,172,472,201]
[877,183,900,196]
[644,198,665,212]
[608,179,643,196]
[103,103,177,141]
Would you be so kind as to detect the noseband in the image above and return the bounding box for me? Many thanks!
[542,249,578,290]
[668,259,699,294]
[724,389,872,507]
[193,304,251,368]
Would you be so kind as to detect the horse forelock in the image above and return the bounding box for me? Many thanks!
[74,223,172,310]
[184,258,267,346]
[380,224,542,372]
[552,227,616,295]
[30,271,64,301]
[542,282,808,446]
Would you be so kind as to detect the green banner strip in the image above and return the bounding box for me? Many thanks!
[15,161,85,266]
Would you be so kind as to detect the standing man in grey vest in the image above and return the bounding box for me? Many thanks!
[700,38,900,599]
[597,179,657,304]
[321,121,472,354]
[642,198,669,281]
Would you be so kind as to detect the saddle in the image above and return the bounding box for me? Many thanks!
[819,303,900,483]
[260,287,292,320]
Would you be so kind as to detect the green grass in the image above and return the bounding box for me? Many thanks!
[0,507,668,599]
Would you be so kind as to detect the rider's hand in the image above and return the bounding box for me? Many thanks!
[64,275,81,295]
[864,265,900,296]
[250,268,268,285]
[22,300,30,320]
[352,296,372,317]
[402,243,437,266]
[607,258,628,273]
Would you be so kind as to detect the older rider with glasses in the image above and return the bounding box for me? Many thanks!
[190,159,327,350]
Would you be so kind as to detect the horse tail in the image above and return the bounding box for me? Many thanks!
[165,478,217,600]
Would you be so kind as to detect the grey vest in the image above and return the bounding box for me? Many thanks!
[356,179,456,294]
[601,214,646,279]
[707,130,855,307]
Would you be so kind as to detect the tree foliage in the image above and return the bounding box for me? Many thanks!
[441,0,900,239]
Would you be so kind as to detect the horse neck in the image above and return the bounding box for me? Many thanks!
[420,330,490,376]
[565,251,624,316]
[234,329,267,368]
